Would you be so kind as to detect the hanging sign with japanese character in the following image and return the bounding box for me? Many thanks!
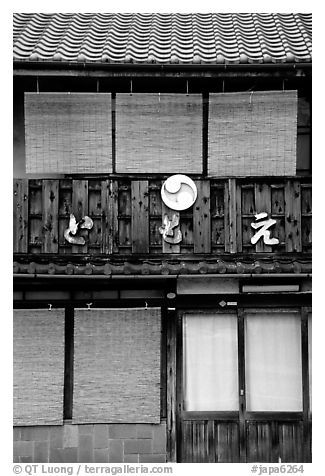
[250,212,279,246]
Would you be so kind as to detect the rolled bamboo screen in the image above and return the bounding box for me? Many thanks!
[13,309,65,425]
[24,93,112,174]
[208,91,298,176]
[73,307,161,424]
[116,93,202,173]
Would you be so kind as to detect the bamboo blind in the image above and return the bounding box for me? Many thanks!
[208,91,298,176]
[24,93,112,174]
[13,309,65,425]
[73,307,161,424]
[116,94,202,173]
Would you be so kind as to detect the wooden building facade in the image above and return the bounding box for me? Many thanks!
[13,13,312,464]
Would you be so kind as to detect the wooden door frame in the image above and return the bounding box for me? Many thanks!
[168,304,312,463]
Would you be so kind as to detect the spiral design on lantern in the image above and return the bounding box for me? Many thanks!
[161,174,197,211]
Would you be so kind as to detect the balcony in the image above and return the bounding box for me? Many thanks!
[13,177,311,270]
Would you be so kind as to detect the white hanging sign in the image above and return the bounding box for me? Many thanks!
[161,174,197,211]
[250,212,279,246]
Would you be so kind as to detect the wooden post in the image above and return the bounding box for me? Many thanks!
[193,180,211,253]
[254,183,272,252]
[42,180,59,253]
[225,179,237,253]
[101,179,118,254]
[285,179,302,252]
[301,307,311,462]
[237,309,247,463]
[13,179,29,253]
[166,308,177,462]
[131,180,149,253]
[236,181,243,253]
[72,180,88,254]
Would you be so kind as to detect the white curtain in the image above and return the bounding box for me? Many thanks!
[183,313,238,411]
[245,311,302,411]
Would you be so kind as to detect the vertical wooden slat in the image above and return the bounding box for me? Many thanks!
[111,92,116,173]
[224,179,237,253]
[285,180,302,252]
[162,204,181,254]
[63,305,74,420]
[13,179,29,253]
[202,92,209,176]
[101,180,118,254]
[207,420,215,463]
[238,309,247,463]
[166,309,177,463]
[301,307,311,462]
[58,180,72,255]
[42,180,59,253]
[131,180,149,254]
[236,182,243,252]
[72,180,88,254]
[193,180,211,253]
[254,183,272,252]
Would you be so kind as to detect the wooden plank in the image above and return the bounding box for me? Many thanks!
[63,306,74,420]
[166,309,177,463]
[101,180,118,254]
[285,180,302,252]
[13,179,29,253]
[162,203,181,254]
[207,420,215,463]
[193,180,211,253]
[131,180,149,253]
[301,308,311,462]
[42,180,59,253]
[236,182,243,252]
[72,180,88,254]
[246,422,258,462]
[202,92,209,175]
[254,183,272,252]
[224,179,237,253]
[238,309,247,463]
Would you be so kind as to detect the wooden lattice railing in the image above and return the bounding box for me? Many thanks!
[13,178,311,256]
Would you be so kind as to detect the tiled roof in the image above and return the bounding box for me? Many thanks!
[13,13,312,65]
[13,257,312,276]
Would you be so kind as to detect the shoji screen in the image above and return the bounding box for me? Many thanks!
[73,308,161,423]
[13,309,65,425]
[208,90,298,176]
[245,310,302,411]
[183,312,239,411]
[25,93,112,174]
[116,93,202,173]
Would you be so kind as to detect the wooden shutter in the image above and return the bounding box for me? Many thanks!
[25,93,112,174]
[116,93,202,173]
[73,308,161,424]
[13,309,65,425]
[208,90,297,176]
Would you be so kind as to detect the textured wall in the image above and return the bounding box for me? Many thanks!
[13,423,166,463]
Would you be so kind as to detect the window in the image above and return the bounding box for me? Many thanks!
[181,308,309,414]
[183,312,238,411]
[73,307,161,423]
[13,306,161,425]
[24,93,112,174]
[208,91,298,177]
[116,93,202,174]
[13,309,65,425]
[245,310,302,411]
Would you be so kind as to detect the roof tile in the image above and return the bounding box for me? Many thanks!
[13,13,312,65]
